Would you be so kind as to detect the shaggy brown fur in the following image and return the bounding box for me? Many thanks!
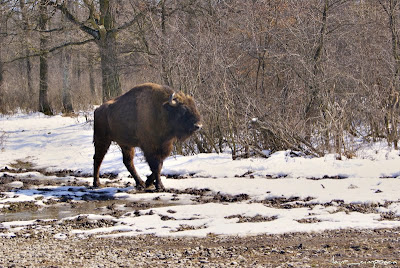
[93,83,201,190]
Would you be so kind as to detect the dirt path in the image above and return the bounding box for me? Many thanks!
[1,228,399,267]
[1,168,400,267]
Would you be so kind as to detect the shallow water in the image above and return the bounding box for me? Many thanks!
[1,197,187,222]
[1,200,124,222]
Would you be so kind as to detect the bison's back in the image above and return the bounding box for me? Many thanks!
[95,83,173,147]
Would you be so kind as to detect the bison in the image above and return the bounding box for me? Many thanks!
[93,83,202,190]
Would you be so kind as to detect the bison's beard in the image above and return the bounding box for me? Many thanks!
[174,123,201,141]
[176,129,195,141]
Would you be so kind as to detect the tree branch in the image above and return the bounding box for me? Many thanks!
[48,1,100,39]
[48,38,95,53]
[4,38,95,64]
[83,0,100,29]
[34,27,65,33]
[112,12,145,33]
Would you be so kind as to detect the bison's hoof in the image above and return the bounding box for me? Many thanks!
[145,178,155,188]
[155,188,165,192]
[155,185,165,192]
[135,182,146,190]
[145,184,156,192]
[145,187,165,193]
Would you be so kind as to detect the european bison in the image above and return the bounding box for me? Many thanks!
[93,83,202,190]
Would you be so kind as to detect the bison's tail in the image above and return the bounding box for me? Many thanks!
[92,107,110,146]
[93,125,96,144]
[93,110,97,145]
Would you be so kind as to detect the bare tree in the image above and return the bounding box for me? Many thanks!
[0,1,7,111]
[2,0,400,158]
[38,0,52,115]
[88,50,97,97]
[19,0,34,99]
[49,0,147,102]
[378,0,400,149]
[0,21,4,110]
[61,0,73,113]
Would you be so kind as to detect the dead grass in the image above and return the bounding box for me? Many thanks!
[9,159,35,170]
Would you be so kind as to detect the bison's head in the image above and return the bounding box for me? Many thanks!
[164,92,202,140]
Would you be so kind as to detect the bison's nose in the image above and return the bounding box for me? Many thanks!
[194,123,202,131]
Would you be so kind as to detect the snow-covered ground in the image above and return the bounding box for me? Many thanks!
[1,112,400,238]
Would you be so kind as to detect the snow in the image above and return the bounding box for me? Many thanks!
[1,112,400,238]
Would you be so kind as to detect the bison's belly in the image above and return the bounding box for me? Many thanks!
[113,135,140,147]
[108,123,140,147]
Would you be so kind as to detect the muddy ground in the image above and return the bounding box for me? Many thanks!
[1,228,399,267]
[1,167,400,267]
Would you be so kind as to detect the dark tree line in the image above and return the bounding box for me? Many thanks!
[1,0,400,159]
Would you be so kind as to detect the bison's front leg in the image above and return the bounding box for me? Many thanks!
[145,156,164,191]
[121,146,145,189]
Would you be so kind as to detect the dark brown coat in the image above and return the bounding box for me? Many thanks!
[93,83,201,190]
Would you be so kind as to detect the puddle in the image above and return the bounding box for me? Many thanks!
[1,170,202,223]
[2,200,122,222]
[1,197,191,222]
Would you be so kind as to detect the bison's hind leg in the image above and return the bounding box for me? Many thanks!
[121,146,145,189]
[93,140,111,188]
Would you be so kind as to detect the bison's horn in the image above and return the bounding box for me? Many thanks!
[169,92,178,106]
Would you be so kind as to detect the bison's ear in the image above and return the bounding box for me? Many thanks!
[163,93,179,111]
[168,93,178,107]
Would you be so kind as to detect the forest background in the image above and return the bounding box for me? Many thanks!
[1,0,400,159]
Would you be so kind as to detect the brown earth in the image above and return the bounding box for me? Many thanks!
[1,228,399,267]
[1,167,400,267]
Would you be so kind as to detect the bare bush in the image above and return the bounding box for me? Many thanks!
[1,0,400,157]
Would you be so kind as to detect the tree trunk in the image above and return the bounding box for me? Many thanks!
[305,0,328,120]
[74,51,82,85]
[0,10,5,112]
[304,0,329,143]
[61,0,73,113]
[61,48,73,113]
[388,0,400,149]
[98,0,121,102]
[88,51,97,97]
[38,0,52,115]
[0,53,3,113]
[99,36,121,102]
[160,0,171,86]
[26,57,33,96]
[19,0,34,101]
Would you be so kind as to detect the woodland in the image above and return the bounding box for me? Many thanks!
[1,0,400,159]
